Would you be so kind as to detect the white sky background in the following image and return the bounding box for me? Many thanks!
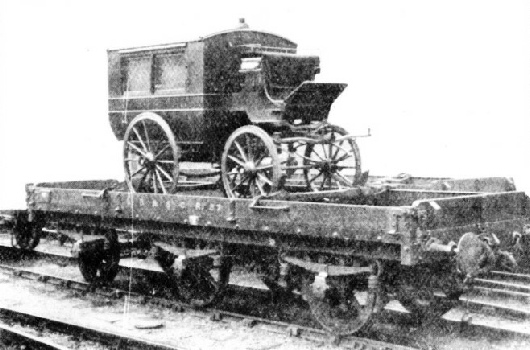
[0,0,529,209]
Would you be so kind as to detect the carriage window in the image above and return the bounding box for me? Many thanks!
[240,57,261,72]
[154,53,186,93]
[123,56,151,94]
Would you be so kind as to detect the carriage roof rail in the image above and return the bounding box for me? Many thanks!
[109,42,188,54]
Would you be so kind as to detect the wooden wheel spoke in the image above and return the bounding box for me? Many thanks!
[299,154,322,164]
[155,169,167,194]
[127,141,149,158]
[156,164,173,182]
[257,173,273,186]
[233,141,248,162]
[132,126,149,153]
[308,171,323,184]
[131,166,147,178]
[256,164,273,171]
[334,152,352,163]
[255,178,267,195]
[331,143,351,160]
[141,120,151,152]
[245,134,254,161]
[232,176,250,191]
[152,171,158,193]
[332,173,353,187]
[154,144,170,159]
[227,155,246,167]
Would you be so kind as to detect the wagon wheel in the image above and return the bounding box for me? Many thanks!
[124,113,179,194]
[11,213,41,250]
[303,124,361,191]
[396,264,464,323]
[78,230,121,284]
[301,262,381,337]
[173,253,232,307]
[221,125,281,198]
[260,258,297,300]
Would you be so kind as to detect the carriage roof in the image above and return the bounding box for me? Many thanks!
[108,28,297,54]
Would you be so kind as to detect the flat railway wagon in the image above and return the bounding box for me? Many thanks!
[11,176,529,338]
[5,23,530,339]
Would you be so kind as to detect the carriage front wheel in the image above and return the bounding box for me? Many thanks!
[123,113,179,194]
[221,125,282,198]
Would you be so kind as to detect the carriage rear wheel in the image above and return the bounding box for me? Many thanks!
[221,125,282,198]
[303,124,361,191]
[123,113,179,194]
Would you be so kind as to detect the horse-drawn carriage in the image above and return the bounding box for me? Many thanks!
[108,22,362,197]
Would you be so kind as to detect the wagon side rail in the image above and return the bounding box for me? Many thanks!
[25,181,413,263]
[412,191,529,250]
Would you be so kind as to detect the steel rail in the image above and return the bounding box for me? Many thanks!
[0,308,183,350]
[0,261,418,350]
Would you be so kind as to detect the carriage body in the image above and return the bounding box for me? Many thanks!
[108,28,346,162]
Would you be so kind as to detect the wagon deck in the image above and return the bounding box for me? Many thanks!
[25,175,528,266]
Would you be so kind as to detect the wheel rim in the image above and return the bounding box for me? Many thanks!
[302,264,380,336]
[124,113,179,194]
[303,124,361,191]
[222,126,281,198]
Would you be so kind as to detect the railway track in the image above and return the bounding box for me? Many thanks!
[0,307,182,350]
[4,232,530,325]
[0,244,419,350]
[2,233,530,349]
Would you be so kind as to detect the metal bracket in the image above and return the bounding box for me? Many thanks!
[249,195,290,212]
[311,271,329,299]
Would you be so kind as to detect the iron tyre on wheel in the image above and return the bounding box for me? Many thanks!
[123,113,180,194]
[221,125,282,198]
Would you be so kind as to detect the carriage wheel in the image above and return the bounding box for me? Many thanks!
[173,254,232,307]
[79,230,121,284]
[123,113,179,194]
[301,262,381,337]
[221,125,281,198]
[396,264,463,323]
[303,124,361,191]
[12,213,41,250]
